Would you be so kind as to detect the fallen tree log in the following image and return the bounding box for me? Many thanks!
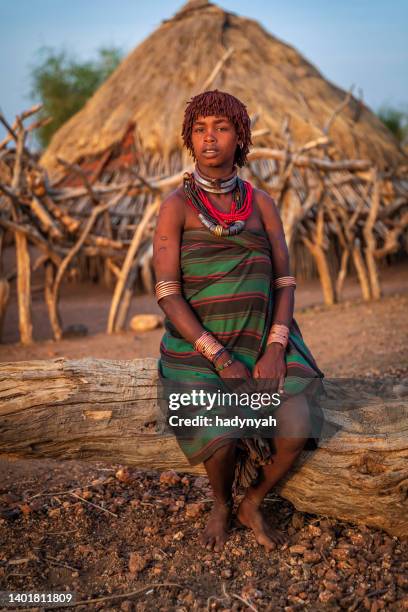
[1,357,407,538]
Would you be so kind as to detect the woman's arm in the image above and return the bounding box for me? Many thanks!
[153,191,205,345]
[253,188,295,393]
[153,191,249,379]
[255,189,295,334]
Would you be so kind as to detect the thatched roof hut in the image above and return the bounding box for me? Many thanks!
[41,0,404,183]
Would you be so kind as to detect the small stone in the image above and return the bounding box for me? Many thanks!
[128,552,147,574]
[159,470,181,486]
[319,590,335,603]
[73,503,84,516]
[288,582,307,596]
[323,580,338,592]
[221,568,233,579]
[115,467,132,483]
[80,490,93,500]
[331,548,349,561]
[19,503,31,516]
[185,502,205,518]
[77,544,95,556]
[129,314,162,332]
[396,574,408,588]
[47,508,61,518]
[349,533,364,545]
[395,596,408,609]
[169,501,184,512]
[173,531,184,541]
[143,525,159,535]
[303,551,321,563]
[356,584,368,597]
[90,477,105,486]
[288,595,306,605]
[325,569,339,582]
[180,592,195,606]
[289,545,307,554]
[308,524,322,537]
[193,476,209,489]
[241,586,262,600]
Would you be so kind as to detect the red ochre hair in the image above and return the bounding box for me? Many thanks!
[181,89,252,167]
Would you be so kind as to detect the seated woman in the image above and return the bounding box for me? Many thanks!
[153,89,324,553]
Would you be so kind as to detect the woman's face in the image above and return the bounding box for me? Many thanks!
[191,114,239,169]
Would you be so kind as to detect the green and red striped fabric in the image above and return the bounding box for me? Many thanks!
[158,227,324,489]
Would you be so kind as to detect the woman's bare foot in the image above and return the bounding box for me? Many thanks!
[236,495,286,551]
[199,500,232,552]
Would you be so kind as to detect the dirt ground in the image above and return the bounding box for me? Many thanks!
[1,261,408,610]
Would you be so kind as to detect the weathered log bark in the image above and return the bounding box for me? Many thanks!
[0,357,407,538]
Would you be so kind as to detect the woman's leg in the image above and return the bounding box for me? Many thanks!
[237,392,311,551]
[200,440,237,551]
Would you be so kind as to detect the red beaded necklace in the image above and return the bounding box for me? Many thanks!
[194,181,253,229]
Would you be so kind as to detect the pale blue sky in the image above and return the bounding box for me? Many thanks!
[1,0,407,142]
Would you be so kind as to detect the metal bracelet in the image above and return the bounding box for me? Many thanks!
[215,357,234,372]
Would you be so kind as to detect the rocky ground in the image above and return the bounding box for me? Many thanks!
[0,459,407,611]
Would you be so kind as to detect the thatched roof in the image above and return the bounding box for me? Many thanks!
[40,0,405,182]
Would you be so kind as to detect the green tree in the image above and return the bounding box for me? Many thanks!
[377,105,408,145]
[30,46,123,148]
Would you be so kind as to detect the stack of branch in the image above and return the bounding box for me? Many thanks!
[1,105,407,346]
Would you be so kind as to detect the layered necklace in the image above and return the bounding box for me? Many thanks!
[183,165,253,237]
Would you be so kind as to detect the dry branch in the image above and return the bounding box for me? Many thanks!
[200,47,234,91]
[50,186,130,340]
[0,278,10,341]
[363,170,381,299]
[107,198,160,333]
[248,148,372,171]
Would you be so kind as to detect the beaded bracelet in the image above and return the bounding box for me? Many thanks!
[273,275,296,290]
[213,347,227,362]
[194,330,225,363]
[267,323,289,349]
[155,280,182,302]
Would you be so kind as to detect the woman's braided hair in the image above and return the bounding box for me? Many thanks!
[181,89,252,167]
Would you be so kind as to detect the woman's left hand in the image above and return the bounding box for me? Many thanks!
[253,343,287,393]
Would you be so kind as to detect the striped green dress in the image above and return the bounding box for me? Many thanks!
[158,227,324,490]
